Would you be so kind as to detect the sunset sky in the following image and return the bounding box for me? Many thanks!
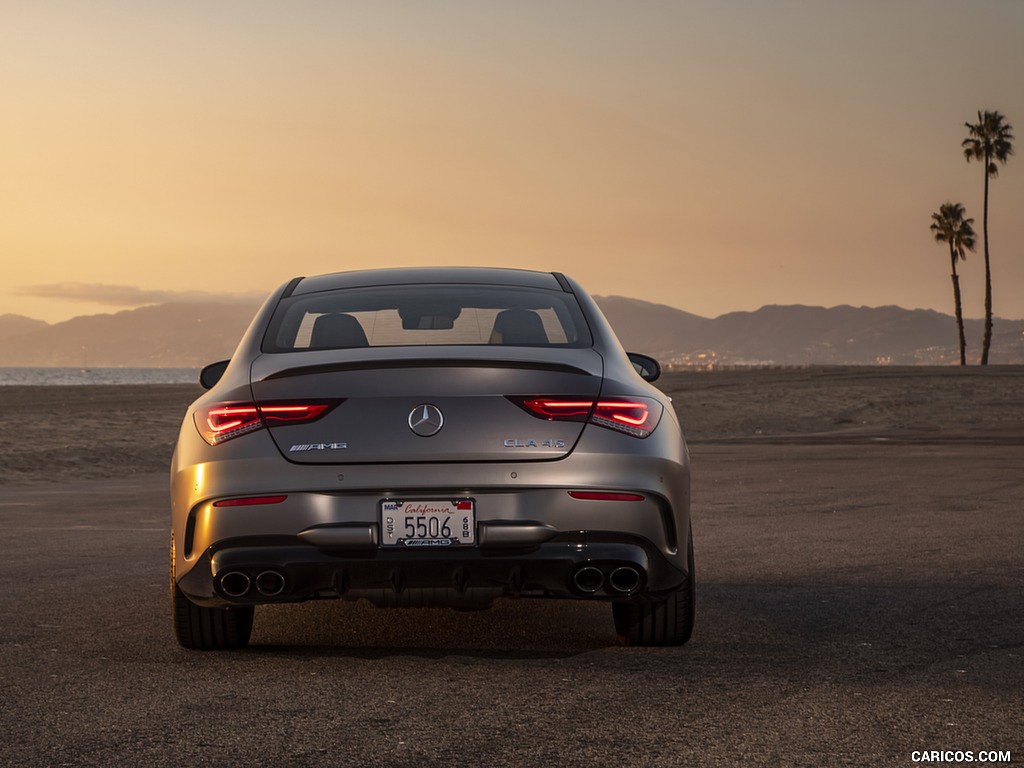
[3,1,1023,325]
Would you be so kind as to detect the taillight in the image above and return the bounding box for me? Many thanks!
[260,404,331,423]
[520,399,594,421]
[509,395,663,438]
[195,401,340,445]
[197,404,263,445]
[591,399,661,438]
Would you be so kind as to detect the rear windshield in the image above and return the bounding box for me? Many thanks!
[262,284,593,352]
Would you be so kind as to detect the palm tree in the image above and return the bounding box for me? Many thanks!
[930,202,976,365]
[962,110,1014,364]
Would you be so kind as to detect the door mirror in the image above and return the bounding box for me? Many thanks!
[199,360,230,390]
[627,353,661,383]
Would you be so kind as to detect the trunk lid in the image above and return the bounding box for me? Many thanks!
[250,347,603,464]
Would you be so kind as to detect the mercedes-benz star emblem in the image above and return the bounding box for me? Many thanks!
[408,404,444,437]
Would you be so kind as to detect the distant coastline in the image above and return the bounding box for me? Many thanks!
[0,367,200,386]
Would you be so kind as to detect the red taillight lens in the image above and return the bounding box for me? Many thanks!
[195,401,339,445]
[510,395,663,438]
[259,404,331,423]
[520,399,594,421]
[197,404,263,445]
[591,399,661,437]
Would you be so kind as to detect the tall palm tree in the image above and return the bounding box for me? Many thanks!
[930,202,976,365]
[962,110,1014,364]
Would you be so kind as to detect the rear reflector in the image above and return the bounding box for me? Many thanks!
[213,495,288,507]
[568,491,645,502]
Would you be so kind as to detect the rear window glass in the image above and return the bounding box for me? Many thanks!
[262,284,593,352]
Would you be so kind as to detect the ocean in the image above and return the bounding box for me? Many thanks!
[0,368,201,386]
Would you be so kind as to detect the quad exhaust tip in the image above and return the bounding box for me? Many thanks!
[255,570,286,597]
[572,566,604,593]
[219,571,251,598]
[571,564,645,595]
[218,570,287,598]
[608,566,642,594]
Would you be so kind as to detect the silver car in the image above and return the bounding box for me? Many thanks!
[170,267,693,648]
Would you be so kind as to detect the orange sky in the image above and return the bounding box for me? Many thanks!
[3,1,1023,324]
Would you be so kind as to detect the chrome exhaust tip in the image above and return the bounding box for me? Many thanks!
[255,570,286,597]
[608,566,642,594]
[572,566,604,593]
[219,571,252,598]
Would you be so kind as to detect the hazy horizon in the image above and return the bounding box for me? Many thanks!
[5,288,1024,327]
[3,1,1023,324]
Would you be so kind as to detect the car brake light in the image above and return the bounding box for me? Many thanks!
[509,396,663,438]
[259,404,331,423]
[591,400,661,437]
[195,401,340,445]
[197,404,263,445]
[520,399,594,421]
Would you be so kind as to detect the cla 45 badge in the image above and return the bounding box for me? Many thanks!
[504,438,566,448]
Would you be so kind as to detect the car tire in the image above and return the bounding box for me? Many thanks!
[612,526,694,646]
[170,535,254,650]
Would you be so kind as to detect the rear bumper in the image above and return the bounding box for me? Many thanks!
[178,530,689,609]
[172,433,691,609]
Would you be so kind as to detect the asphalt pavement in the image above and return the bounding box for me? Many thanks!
[1,443,1022,767]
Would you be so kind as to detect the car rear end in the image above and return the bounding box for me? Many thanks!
[170,268,692,647]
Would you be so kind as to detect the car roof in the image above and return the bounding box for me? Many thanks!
[289,267,569,296]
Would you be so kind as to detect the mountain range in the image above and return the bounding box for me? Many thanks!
[2,297,1023,368]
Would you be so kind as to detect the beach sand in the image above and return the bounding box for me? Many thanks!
[660,365,1024,442]
[1,366,1022,485]
[0,384,201,485]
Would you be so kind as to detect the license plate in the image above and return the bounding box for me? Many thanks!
[379,499,475,547]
